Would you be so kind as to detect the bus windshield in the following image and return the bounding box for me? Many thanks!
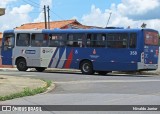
[144,31,159,45]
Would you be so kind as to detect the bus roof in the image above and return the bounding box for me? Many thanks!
[3,28,159,34]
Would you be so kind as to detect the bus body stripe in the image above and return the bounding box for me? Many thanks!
[64,49,73,68]
[57,48,66,68]
[48,48,59,68]
[55,48,65,68]
[51,49,59,68]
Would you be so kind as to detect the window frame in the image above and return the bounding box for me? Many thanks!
[66,33,85,47]
[129,33,137,48]
[31,33,49,47]
[3,33,15,49]
[16,33,30,47]
[86,33,107,47]
[49,34,66,47]
[106,33,128,48]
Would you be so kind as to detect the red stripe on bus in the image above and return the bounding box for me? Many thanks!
[64,49,73,68]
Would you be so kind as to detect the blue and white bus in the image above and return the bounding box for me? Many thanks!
[1,28,159,75]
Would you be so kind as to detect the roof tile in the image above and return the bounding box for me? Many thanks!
[16,19,82,29]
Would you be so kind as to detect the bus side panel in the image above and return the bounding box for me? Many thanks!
[13,47,41,67]
[65,48,140,71]
[92,48,139,71]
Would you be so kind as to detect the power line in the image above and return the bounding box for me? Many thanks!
[27,0,40,6]
[50,10,64,20]
[22,0,64,20]
[12,12,41,14]
[22,0,41,9]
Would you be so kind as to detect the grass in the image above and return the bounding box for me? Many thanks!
[0,80,52,101]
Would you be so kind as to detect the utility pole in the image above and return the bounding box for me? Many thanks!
[47,6,50,29]
[44,5,47,29]
[106,12,112,27]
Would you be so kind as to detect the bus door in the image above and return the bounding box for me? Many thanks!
[144,31,159,65]
[1,33,15,65]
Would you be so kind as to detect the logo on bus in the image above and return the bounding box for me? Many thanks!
[25,50,36,54]
[42,48,53,54]
[75,50,78,54]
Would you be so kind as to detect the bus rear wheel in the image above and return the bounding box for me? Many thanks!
[35,67,46,72]
[80,61,94,75]
[16,58,28,71]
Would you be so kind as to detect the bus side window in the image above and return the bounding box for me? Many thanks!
[31,34,48,47]
[66,34,83,47]
[96,34,106,47]
[87,34,97,47]
[107,34,115,48]
[129,33,137,48]
[107,33,128,48]
[17,33,30,47]
[86,34,91,47]
[67,34,74,47]
[49,34,65,47]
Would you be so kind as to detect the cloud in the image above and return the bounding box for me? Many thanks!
[33,12,44,22]
[81,5,109,27]
[117,0,160,20]
[0,4,33,32]
[0,0,17,7]
[81,0,160,31]
[40,0,52,8]
[117,0,160,15]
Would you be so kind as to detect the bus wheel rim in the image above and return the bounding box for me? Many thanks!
[19,62,25,68]
[83,63,90,73]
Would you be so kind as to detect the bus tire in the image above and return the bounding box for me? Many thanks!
[16,58,28,71]
[97,71,109,75]
[35,67,46,72]
[80,60,94,75]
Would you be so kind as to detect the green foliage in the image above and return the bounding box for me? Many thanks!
[0,80,52,101]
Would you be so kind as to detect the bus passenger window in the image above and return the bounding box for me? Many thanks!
[107,33,128,48]
[49,34,65,47]
[17,33,30,46]
[87,34,106,47]
[66,34,83,47]
[129,33,137,48]
[31,34,48,47]
[96,34,106,47]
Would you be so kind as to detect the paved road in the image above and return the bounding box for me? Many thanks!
[0,70,160,114]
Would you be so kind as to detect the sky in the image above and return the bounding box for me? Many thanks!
[0,0,160,32]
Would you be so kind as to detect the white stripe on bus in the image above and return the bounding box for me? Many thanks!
[50,49,59,68]
[57,48,66,68]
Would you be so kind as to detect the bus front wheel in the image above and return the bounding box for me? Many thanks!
[16,58,28,71]
[35,67,46,72]
[80,61,94,75]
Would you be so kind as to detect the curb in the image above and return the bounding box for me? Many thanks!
[0,78,54,101]
[42,81,55,94]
